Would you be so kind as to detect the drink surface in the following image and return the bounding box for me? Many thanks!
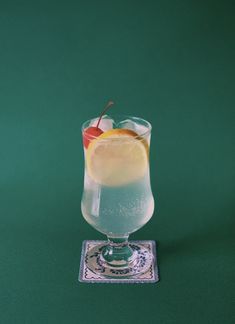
[81,170,154,237]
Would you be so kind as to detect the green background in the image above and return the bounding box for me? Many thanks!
[0,1,234,323]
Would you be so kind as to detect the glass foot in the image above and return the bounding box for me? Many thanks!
[85,242,153,278]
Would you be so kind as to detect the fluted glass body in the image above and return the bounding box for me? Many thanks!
[81,116,154,239]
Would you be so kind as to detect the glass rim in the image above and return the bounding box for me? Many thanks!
[81,114,152,140]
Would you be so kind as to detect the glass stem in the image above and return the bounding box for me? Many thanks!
[101,237,135,267]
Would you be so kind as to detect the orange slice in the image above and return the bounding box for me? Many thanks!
[86,129,149,186]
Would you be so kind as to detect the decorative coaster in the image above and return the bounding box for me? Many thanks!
[78,240,159,284]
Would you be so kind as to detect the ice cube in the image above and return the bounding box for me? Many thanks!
[118,119,149,136]
[118,119,136,131]
[89,115,114,131]
[132,122,149,137]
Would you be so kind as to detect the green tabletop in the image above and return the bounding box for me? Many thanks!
[1,1,234,323]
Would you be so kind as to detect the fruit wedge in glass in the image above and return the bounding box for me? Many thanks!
[81,115,154,278]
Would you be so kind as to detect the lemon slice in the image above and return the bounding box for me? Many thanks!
[86,129,149,186]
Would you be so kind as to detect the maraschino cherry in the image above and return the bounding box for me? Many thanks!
[83,101,114,148]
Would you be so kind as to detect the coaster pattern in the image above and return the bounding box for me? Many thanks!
[78,240,159,284]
